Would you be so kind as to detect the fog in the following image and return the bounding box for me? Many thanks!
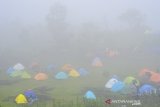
[1,1,160,106]
[0,0,160,69]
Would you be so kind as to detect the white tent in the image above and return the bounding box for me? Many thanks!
[13,63,25,71]
[105,78,118,89]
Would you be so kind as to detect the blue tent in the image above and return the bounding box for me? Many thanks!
[46,64,56,72]
[6,67,15,75]
[139,84,155,95]
[111,81,125,92]
[84,90,96,100]
[55,72,68,79]
[77,68,89,76]
[24,90,38,104]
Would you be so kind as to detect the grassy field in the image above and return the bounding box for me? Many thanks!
[0,54,160,107]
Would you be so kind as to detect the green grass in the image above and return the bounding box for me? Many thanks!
[1,54,160,107]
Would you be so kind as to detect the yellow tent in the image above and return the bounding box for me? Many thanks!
[69,69,80,77]
[15,94,28,104]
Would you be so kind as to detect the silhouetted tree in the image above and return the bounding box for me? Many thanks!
[46,2,68,43]
[119,9,148,32]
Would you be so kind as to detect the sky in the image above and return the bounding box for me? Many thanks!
[0,0,160,32]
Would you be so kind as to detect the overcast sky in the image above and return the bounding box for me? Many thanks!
[0,0,160,32]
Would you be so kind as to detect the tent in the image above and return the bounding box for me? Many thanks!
[55,72,68,79]
[121,84,138,95]
[62,64,73,71]
[34,73,48,80]
[10,70,23,77]
[13,63,25,71]
[77,68,89,76]
[105,49,118,57]
[124,76,140,86]
[21,71,31,79]
[139,84,155,95]
[24,90,38,104]
[139,68,160,83]
[6,67,15,75]
[105,78,118,89]
[30,62,40,72]
[92,57,103,67]
[69,69,80,77]
[150,72,160,83]
[15,94,28,104]
[46,64,56,72]
[111,81,125,92]
[139,68,153,76]
[84,90,96,100]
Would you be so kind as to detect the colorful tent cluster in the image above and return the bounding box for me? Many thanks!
[139,68,160,83]
[105,69,159,96]
[54,64,89,80]
[7,63,31,79]
[6,63,90,80]
[15,90,38,104]
[105,48,119,57]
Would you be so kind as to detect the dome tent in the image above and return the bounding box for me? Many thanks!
[13,63,25,71]
[21,71,31,79]
[111,81,125,92]
[62,64,73,71]
[84,90,96,100]
[124,76,140,86]
[10,70,23,77]
[105,78,118,89]
[55,71,68,79]
[34,73,48,80]
[46,64,57,72]
[69,69,80,77]
[139,68,160,83]
[6,67,15,75]
[24,90,38,104]
[15,94,28,104]
[139,84,155,95]
[92,57,103,67]
[77,68,89,76]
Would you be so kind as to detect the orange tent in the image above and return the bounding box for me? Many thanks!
[92,57,103,67]
[30,62,39,68]
[150,72,160,83]
[139,68,160,83]
[34,73,48,80]
[139,68,153,76]
[62,64,73,71]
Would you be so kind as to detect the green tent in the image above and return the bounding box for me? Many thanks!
[10,70,23,77]
[21,71,31,79]
[124,76,140,86]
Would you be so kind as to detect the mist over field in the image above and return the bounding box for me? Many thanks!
[0,0,160,68]
[0,0,160,107]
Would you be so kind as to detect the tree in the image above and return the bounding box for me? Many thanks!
[47,2,67,37]
[119,9,148,32]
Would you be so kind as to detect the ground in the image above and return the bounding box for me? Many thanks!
[0,53,160,107]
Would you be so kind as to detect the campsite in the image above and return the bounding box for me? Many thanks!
[0,0,160,107]
[1,52,160,107]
